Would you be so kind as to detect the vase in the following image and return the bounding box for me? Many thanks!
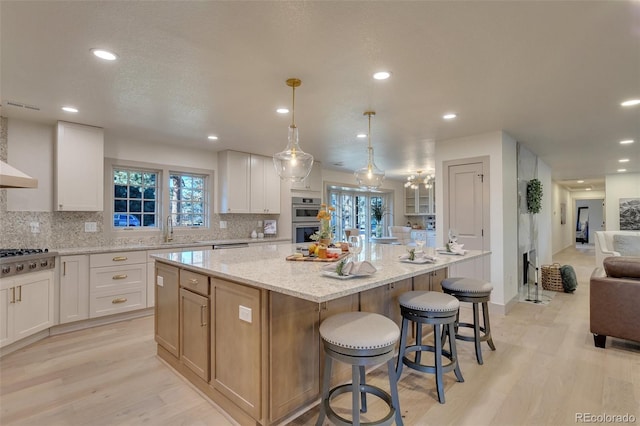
[375,224,383,238]
[319,237,332,247]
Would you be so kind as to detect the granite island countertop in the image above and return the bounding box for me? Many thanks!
[54,237,291,256]
[152,242,490,303]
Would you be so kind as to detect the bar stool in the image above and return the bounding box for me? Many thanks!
[396,291,463,404]
[316,311,403,426]
[441,277,496,365]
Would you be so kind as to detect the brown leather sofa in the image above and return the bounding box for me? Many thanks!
[590,256,640,348]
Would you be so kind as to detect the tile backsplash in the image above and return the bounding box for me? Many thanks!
[0,117,282,249]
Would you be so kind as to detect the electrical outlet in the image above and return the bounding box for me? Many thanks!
[84,222,97,232]
[239,305,252,323]
[30,222,40,233]
[220,220,227,229]
[257,220,263,227]
[157,276,164,287]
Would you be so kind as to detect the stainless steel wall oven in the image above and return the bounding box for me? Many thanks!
[292,222,321,243]
[291,197,321,243]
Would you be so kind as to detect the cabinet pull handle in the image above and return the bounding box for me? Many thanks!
[112,297,127,304]
[189,278,198,285]
[112,256,128,262]
[201,305,207,327]
[16,286,22,302]
[10,287,15,304]
[112,274,128,280]
[63,261,66,276]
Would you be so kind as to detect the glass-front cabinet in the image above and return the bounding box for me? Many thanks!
[405,185,434,215]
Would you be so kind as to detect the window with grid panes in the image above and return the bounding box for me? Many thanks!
[113,169,158,228]
[169,172,207,227]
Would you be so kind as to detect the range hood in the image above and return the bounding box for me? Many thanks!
[0,160,38,188]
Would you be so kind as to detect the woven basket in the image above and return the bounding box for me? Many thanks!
[541,263,564,292]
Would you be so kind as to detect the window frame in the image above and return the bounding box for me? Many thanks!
[104,158,214,239]
[326,185,393,241]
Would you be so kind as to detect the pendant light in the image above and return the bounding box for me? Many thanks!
[273,78,314,182]
[354,111,385,189]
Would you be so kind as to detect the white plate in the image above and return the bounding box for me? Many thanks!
[400,257,436,264]
[321,270,358,280]
[436,250,466,256]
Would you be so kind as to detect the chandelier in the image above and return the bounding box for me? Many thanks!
[273,78,314,182]
[404,170,434,189]
[354,111,385,189]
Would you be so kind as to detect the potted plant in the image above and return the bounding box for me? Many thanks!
[371,200,388,237]
[310,203,335,246]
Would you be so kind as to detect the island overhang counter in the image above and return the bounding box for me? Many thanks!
[152,243,490,425]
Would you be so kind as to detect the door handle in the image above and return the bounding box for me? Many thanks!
[16,286,22,302]
[10,287,15,304]
[200,305,207,327]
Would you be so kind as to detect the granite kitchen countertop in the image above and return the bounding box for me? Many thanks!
[152,242,490,303]
[54,237,291,256]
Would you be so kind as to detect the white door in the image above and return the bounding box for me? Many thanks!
[444,158,490,279]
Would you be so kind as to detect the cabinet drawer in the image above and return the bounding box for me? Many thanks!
[89,287,146,318]
[90,264,146,293]
[90,251,147,268]
[180,270,209,296]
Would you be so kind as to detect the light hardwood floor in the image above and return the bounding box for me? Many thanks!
[1,246,638,426]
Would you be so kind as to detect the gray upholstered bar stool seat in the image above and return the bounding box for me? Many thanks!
[316,311,403,426]
[441,277,496,365]
[396,291,464,404]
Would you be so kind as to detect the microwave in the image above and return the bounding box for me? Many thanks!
[292,197,321,223]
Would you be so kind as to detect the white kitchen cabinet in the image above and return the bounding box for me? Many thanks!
[59,255,89,324]
[291,161,322,192]
[218,150,251,213]
[0,270,55,348]
[89,251,147,318]
[54,121,104,211]
[405,184,434,215]
[250,154,280,214]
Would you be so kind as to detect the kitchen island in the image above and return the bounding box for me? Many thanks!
[152,242,489,425]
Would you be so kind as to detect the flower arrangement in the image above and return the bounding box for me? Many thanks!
[371,200,388,222]
[310,203,335,242]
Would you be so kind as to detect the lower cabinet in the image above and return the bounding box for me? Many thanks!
[210,277,264,421]
[155,263,179,357]
[413,268,447,292]
[59,255,89,324]
[0,270,55,348]
[180,287,209,380]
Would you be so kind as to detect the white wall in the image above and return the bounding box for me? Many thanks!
[551,182,574,254]
[537,159,553,266]
[435,130,519,312]
[604,173,640,230]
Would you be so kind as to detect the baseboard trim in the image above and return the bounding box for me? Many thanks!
[51,308,154,336]
[490,293,519,316]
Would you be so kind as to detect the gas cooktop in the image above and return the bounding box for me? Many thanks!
[0,248,57,278]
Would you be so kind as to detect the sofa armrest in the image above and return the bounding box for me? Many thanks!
[590,271,640,344]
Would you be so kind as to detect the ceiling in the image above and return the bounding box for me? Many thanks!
[1,1,638,192]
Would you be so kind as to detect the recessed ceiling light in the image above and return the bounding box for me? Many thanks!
[619,158,630,163]
[618,169,627,173]
[585,187,592,191]
[357,133,367,138]
[620,139,634,145]
[61,106,78,113]
[443,113,457,120]
[276,108,289,114]
[621,99,640,107]
[91,49,118,61]
[207,135,218,141]
[373,71,391,80]
[577,180,584,183]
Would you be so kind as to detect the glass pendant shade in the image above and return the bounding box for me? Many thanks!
[273,78,314,182]
[355,111,385,189]
[273,124,314,182]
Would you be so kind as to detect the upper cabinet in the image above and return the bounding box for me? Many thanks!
[218,151,251,213]
[405,184,434,215]
[250,155,280,214]
[54,121,104,211]
[218,151,280,214]
[291,161,322,192]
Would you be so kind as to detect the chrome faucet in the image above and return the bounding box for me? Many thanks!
[165,215,173,242]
